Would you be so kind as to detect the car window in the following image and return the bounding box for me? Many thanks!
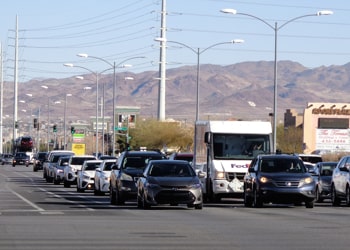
[260,158,305,173]
[85,163,101,171]
[149,163,194,177]
[71,157,94,165]
[122,155,164,169]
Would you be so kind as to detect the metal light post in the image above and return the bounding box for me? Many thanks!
[64,94,72,150]
[64,63,99,156]
[76,54,145,156]
[155,38,244,121]
[41,85,50,151]
[221,8,333,153]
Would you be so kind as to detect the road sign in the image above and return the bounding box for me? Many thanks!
[115,127,127,131]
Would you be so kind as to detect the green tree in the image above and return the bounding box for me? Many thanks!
[277,124,303,154]
[125,119,193,152]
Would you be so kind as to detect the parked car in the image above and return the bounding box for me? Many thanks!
[12,152,30,167]
[243,154,316,208]
[315,161,338,202]
[76,160,102,192]
[52,156,71,185]
[33,152,47,171]
[63,155,97,187]
[137,160,204,209]
[331,156,350,206]
[109,150,166,205]
[1,154,13,165]
[94,159,116,195]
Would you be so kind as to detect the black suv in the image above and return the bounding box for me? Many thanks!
[109,150,166,205]
[12,152,30,167]
[244,154,316,208]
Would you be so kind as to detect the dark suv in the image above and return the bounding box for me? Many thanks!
[244,154,316,208]
[33,152,48,172]
[109,150,166,205]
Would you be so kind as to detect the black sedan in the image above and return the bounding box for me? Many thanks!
[315,161,338,202]
[137,160,204,209]
[244,154,316,208]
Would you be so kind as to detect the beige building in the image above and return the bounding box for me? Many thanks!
[284,103,350,154]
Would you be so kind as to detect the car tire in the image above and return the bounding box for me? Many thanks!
[63,180,71,188]
[331,185,341,206]
[243,189,253,207]
[110,187,117,205]
[115,188,125,205]
[194,203,203,210]
[305,201,314,208]
[253,188,263,208]
[142,194,150,209]
[137,193,143,208]
[346,186,350,206]
[53,178,60,185]
[315,186,322,203]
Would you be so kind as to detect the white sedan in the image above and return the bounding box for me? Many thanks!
[76,160,102,192]
[94,159,116,195]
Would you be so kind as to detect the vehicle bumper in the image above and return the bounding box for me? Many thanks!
[258,186,315,203]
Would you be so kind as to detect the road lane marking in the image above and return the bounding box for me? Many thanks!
[8,188,45,212]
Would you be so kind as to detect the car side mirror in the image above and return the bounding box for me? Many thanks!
[248,168,256,173]
[197,172,206,178]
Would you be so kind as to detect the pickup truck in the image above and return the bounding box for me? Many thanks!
[12,152,30,167]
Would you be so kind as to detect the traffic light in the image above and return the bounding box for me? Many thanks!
[53,124,57,132]
[33,118,38,128]
[71,126,75,134]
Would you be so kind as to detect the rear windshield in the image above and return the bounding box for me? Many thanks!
[71,157,96,165]
[122,155,164,169]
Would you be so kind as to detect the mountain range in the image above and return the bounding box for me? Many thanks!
[4,60,350,127]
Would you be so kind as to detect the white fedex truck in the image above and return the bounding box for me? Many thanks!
[193,120,272,202]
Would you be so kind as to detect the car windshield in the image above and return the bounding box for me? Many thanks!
[71,157,94,165]
[260,158,306,173]
[149,163,195,177]
[122,155,164,169]
[84,162,101,171]
[103,162,115,171]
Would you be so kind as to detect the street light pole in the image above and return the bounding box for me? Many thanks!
[64,94,72,150]
[75,54,145,156]
[221,8,333,153]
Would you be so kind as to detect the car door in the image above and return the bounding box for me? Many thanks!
[333,157,350,196]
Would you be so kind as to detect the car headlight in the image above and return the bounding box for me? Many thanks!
[191,183,202,189]
[57,169,63,173]
[83,174,90,179]
[298,177,313,187]
[259,176,269,183]
[215,171,225,179]
[120,172,133,181]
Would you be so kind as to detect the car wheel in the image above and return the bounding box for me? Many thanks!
[53,178,60,185]
[142,193,150,209]
[305,200,314,208]
[243,189,253,207]
[194,203,203,210]
[315,186,322,203]
[77,186,84,193]
[346,186,350,206]
[63,179,70,188]
[33,167,38,172]
[331,185,341,206]
[115,187,125,205]
[110,187,117,205]
[253,188,263,208]
[137,193,143,208]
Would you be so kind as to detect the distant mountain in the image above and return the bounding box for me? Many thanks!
[4,60,350,125]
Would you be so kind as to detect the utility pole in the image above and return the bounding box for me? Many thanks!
[13,15,19,153]
[157,0,167,121]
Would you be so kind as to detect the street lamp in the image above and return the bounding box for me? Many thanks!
[76,54,145,156]
[221,8,333,153]
[64,94,72,150]
[41,85,50,151]
[64,63,100,156]
[155,38,244,121]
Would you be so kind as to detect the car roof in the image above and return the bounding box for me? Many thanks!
[257,154,301,160]
[123,150,164,156]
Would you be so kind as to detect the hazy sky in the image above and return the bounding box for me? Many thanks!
[0,0,346,82]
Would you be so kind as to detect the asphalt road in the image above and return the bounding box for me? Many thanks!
[0,164,349,250]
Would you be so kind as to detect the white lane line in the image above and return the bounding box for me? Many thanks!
[8,188,45,212]
[38,188,95,211]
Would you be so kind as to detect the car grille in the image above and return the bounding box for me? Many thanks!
[274,181,300,187]
[155,190,195,204]
[227,172,245,182]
